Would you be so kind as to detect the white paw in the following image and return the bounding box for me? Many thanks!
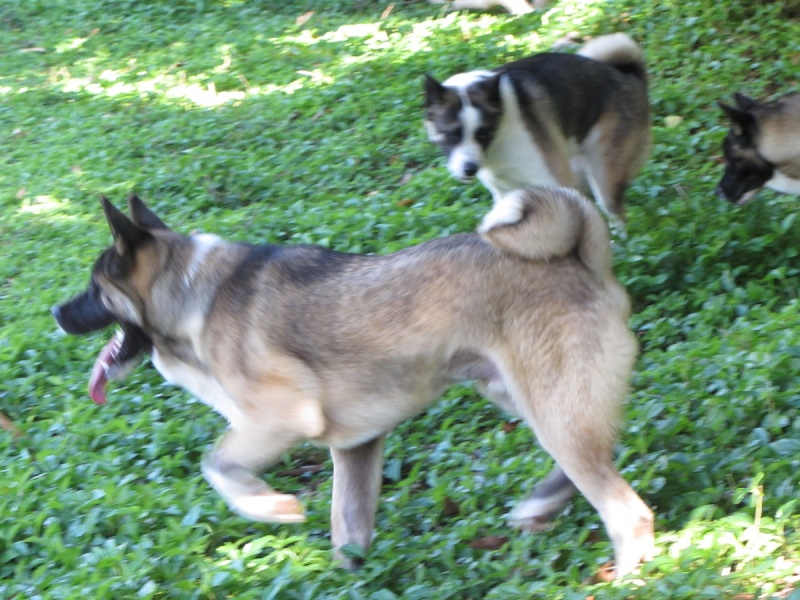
[608,216,627,241]
[231,492,306,524]
[508,498,557,532]
[478,191,526,233]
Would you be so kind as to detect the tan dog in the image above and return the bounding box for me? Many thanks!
[52,188,654,577]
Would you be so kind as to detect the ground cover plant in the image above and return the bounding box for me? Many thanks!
[1,0,798,597]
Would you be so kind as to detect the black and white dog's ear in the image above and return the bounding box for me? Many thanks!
[128,193,170,231]
[424,74,446,106]
[101,196,152,257]
[484,73,502,108]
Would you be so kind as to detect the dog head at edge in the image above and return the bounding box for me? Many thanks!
[423,72,503,181]
[716,93,776,204]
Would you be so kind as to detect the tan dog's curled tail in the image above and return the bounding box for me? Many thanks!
[478,187,631,317]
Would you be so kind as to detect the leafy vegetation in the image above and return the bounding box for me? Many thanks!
[1,0,798,597]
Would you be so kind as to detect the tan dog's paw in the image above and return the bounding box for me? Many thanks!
[232,492,307,523]
[509,513,556,532]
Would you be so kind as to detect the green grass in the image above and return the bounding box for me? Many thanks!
[1,0,799,597]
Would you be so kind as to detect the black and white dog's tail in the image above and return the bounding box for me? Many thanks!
[478,187,630,316]
[577,32,646,81]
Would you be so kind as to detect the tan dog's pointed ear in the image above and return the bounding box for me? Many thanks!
[101,196,152,256]
[128,194,170,231]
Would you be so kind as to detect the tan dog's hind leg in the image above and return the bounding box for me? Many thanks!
[503,323,654,576]
[511,466,577,531]
[581,465,655,577]
[330,435,386,570]
[515,422,653,575]
[478,375,579,530]
[517,405,654,577]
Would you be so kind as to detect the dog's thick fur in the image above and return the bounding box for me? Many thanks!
[52,189,654,577]
[717,92,800,204]
[424,33,651,226]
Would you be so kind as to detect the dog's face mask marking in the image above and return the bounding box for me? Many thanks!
[424,72,502,181]
[717,125,775,204]
[52,195,160,403]
[716,98,776,204]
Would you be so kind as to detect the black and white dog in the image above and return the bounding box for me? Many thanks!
[425,33,650,226]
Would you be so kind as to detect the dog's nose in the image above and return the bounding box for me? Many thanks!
[463,162,479,178]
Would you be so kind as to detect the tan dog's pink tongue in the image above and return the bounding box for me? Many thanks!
[88,338,117,405]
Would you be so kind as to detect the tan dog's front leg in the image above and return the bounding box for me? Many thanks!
[330,436,385,570]
[202,425,306,523]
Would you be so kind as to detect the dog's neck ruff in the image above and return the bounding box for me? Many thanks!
[767,171,800,195]
[184,233,222,288]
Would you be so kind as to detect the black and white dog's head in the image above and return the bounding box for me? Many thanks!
[424,70,503,181]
